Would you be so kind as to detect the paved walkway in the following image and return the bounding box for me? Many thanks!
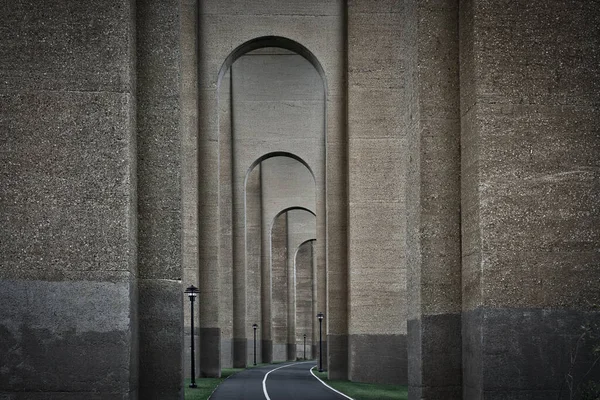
[209,361,350,400]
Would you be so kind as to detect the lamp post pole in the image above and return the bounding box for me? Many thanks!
[185,285,200,388]
[303,334,306,360]
[317,312,324,372]
[252,323,258,366]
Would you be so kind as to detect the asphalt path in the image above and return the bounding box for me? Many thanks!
[209,361,350,400]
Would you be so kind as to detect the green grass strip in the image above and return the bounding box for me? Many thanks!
[312,369,408,400]
[184,368,242,400]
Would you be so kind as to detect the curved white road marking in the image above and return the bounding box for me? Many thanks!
[262,361,314,400]
[309,366,355,400]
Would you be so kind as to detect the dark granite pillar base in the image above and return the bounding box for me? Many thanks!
[349,334,407,384]
[287,343,297,361]
[261,339,273,363]
[139,280,183,400]
[233,338,247,368]
[463,308,600,399]
[200,328,221,377]
[408,314,462,399]
[328,334,348,380]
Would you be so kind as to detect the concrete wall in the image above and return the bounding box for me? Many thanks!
[296,240,316,360]
[136,0,183,397]
[198,0,345,375]
[459,0,600,398]
[182,0,200,381]
[246,165,263,365]
[287,210,317,360]
[0,1,139,398]
[406,1,463,398]
[347,0,409,385]
[271,213,289,362]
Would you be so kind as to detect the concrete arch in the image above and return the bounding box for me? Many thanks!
[270,206,316,233]
[217,36,327,95]
[245,152,316,185]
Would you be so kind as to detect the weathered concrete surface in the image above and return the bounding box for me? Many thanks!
[199,0,344,376]
[136,0,183,396]
[246,165,263,365]
[296,240,315,360]
[347,0,408,384]
[228,50,323,367]
[218,68,233,370]
[271,212,289,362]
[459,0,600,398]
[260,156,317,362]
[405,0,463,398]
[181,0,201,380]
[0,0,138,398]
[287,211,317,360]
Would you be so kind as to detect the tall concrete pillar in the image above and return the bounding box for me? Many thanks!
[459,1,600,398]
[197,8,222,379]
[246,165,263,365]
[218,69,234,369]
[286,210,317,360]
[137,0,184,397]
[296,240,315,360]
[312,241,319,360]
[271,212,289,361]
[260,165,274,363]
[182,0,200,382]
[0,1,138,398]
[347,0,409,385]
[406,1,462,399]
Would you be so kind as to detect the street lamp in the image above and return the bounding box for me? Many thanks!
[303,334,307,360]
[185,285,199,388]
[317,311,324,372]
[252,323,258,366]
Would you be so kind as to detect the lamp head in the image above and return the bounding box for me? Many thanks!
[185,285,199,300]
[317,311,324,321]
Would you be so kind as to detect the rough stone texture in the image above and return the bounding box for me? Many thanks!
[261,339,273,364]
[349,334,408,385]
[232,338,247,368]
[181,0,200,379]
[271,212,289,362]
[199,0,344,377]
[459,0,600,398]
[200,328,221,378]
[0,0,137,398]
[327,335,347,378]
[260,156,317,362]
[218,69,234,370]
[228,51,323,367]
[0,281,134,395]
[405,1,463,398]
[286,211,317,360]
[138,279,183,399]
[246,166,263,365]
[463,309,600,400]
[408,315,462,399]
[136,0,183,396]
[347,0,409,384]
[296,241,315,360]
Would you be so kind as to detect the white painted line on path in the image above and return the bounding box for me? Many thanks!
[262,361,314,400]
[309,366,355,400]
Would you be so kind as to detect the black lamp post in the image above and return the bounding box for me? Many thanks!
[185,285,199,388]
[252,323,258,366]
[317,311,324,372]
[303,334,307,360]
